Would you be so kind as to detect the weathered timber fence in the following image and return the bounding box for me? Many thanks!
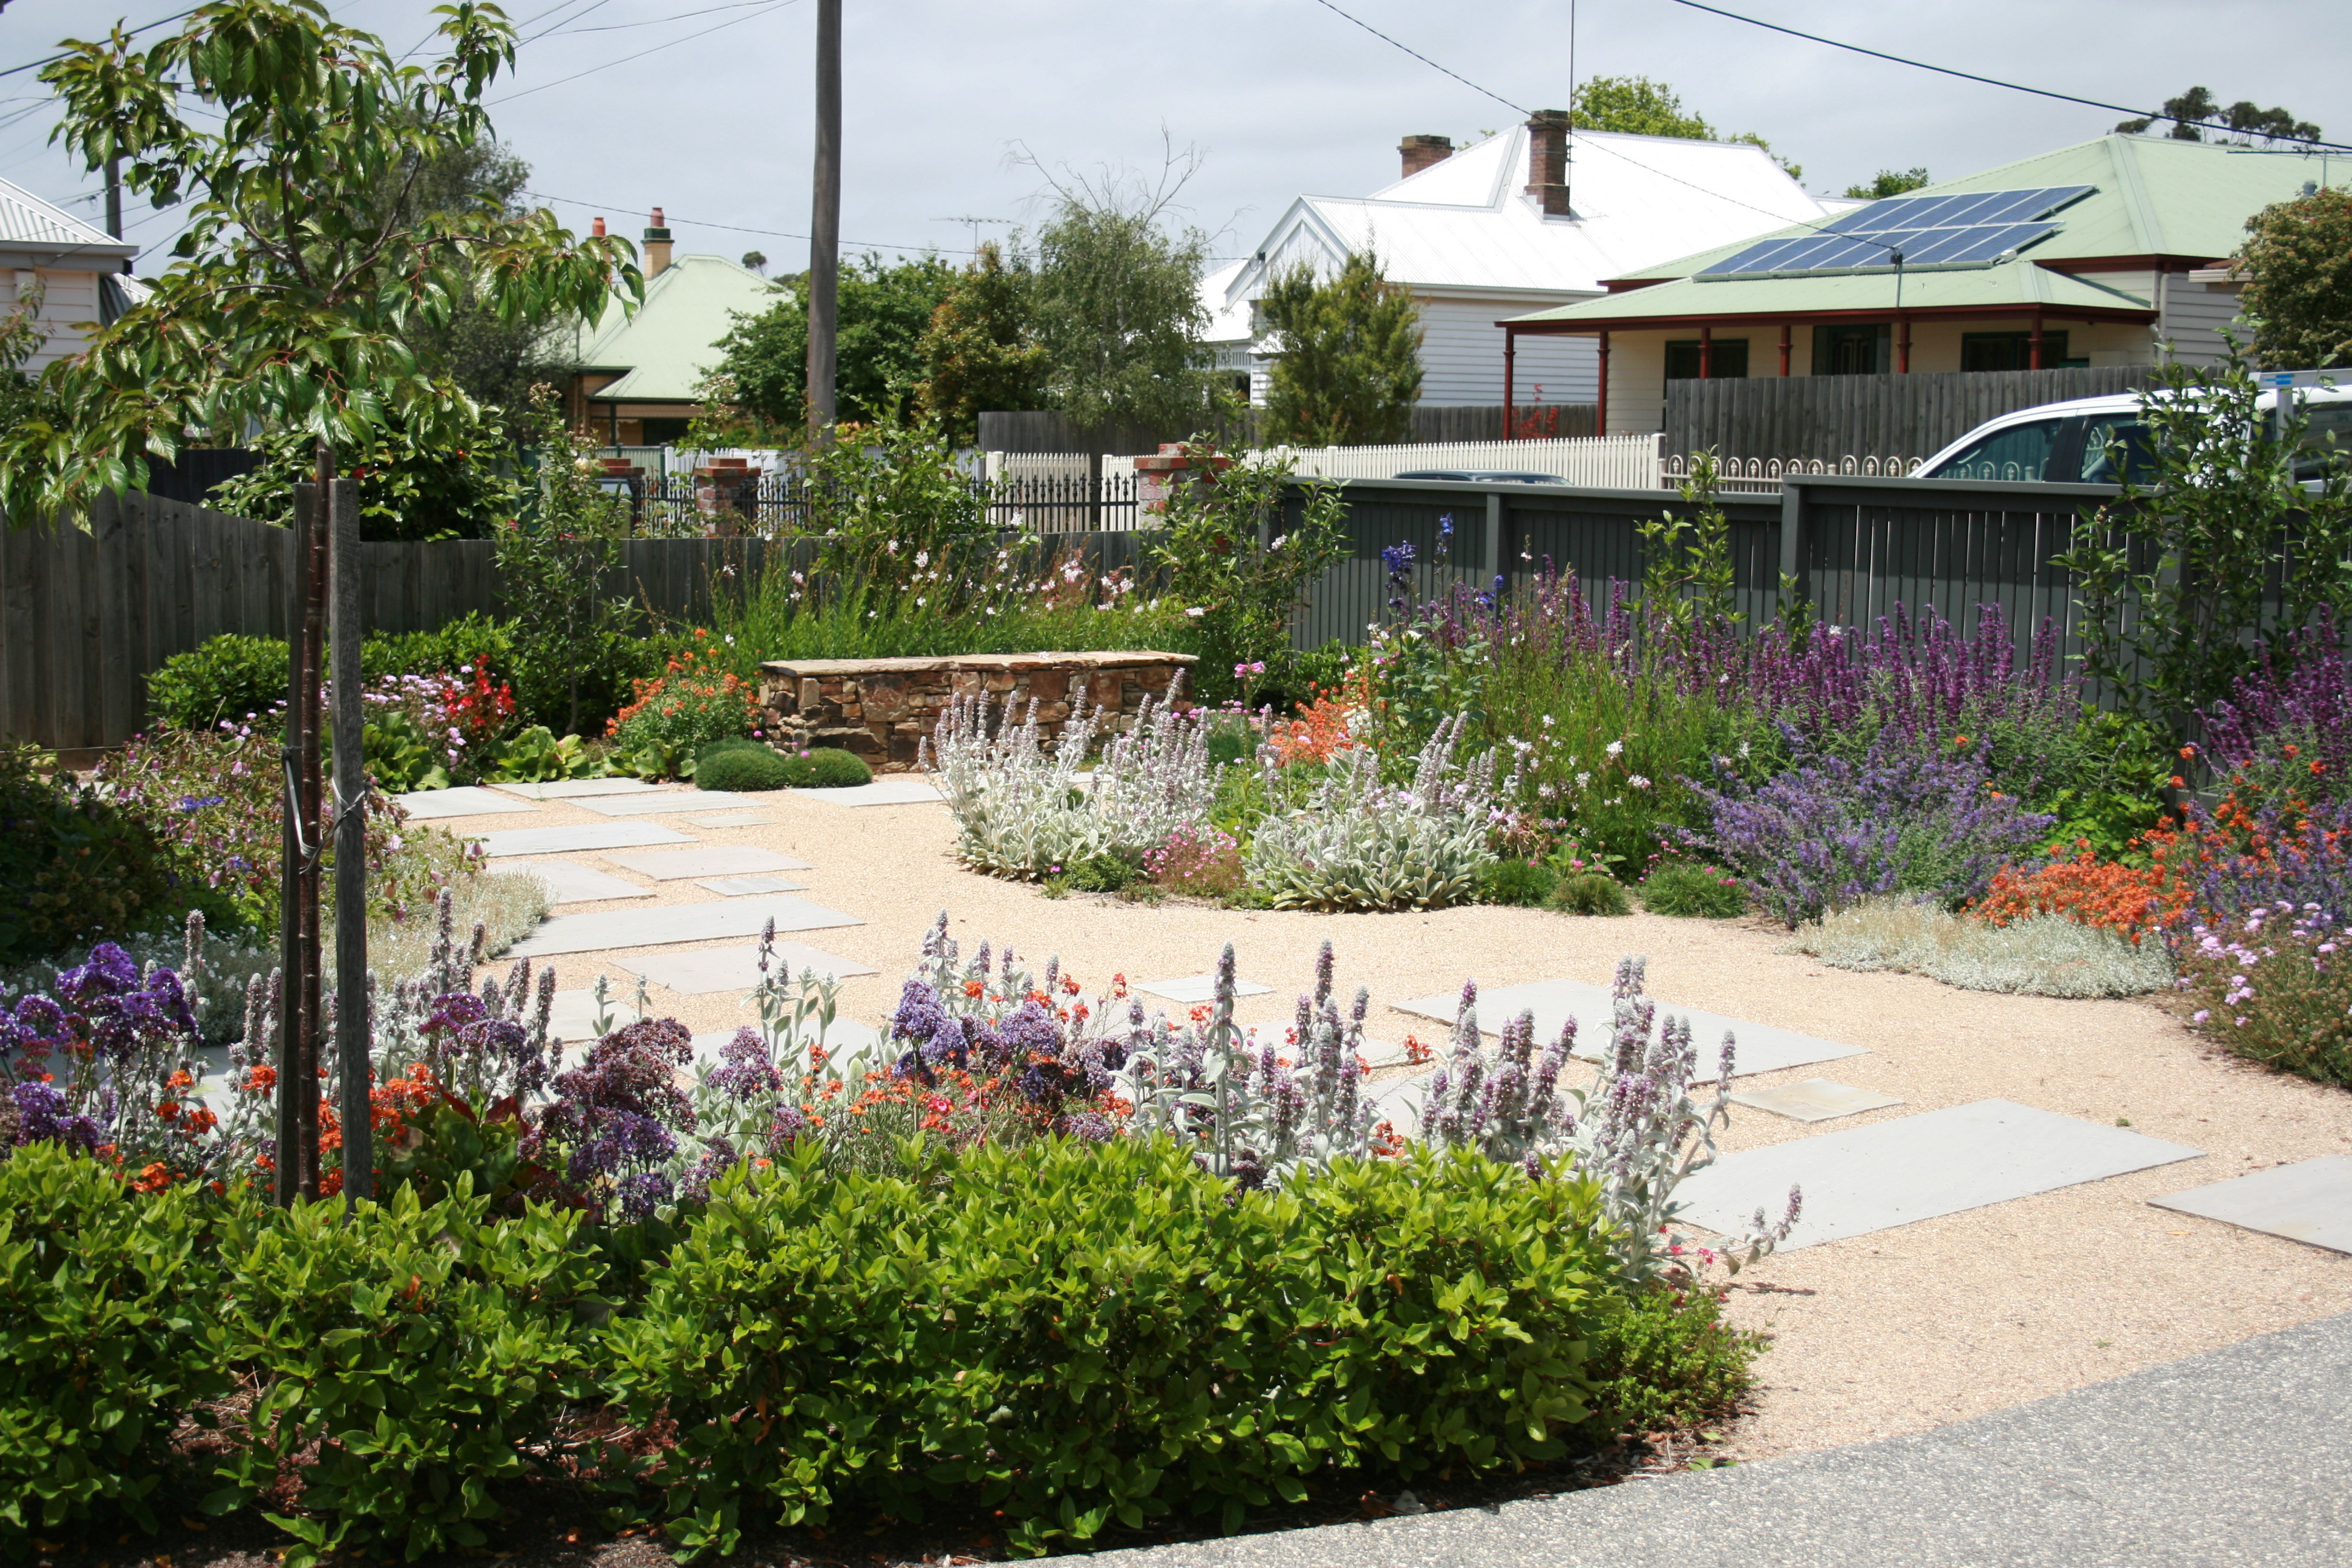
[1662,366,2165,466]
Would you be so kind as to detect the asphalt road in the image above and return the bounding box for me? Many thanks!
[1061,1308,2352,1568]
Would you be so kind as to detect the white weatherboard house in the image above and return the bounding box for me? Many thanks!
[0,176,142,370]
[1204,111,1829,417]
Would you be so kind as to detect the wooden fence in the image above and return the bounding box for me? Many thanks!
[1662,366,2165,465]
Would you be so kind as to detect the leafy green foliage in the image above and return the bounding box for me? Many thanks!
[1581,1283,1760,1439]
[2114,85,2321,145]
[0,742,181,962]
[1639,861,1746,918]
[1028,168,1221,429]
[1478,858,1560,907]
[497,391,643,734]
[800,414,995,589]
[1569,76,1798,180]
[1150,445,1347,704]
[2241,185,2352,371]
[1841,168,1930,200]
[0,283,41,446]
[693,740,789,792]
[146,633,288,732]
[711,253,952,430]
[1638,452,1740,638]
[1550,873,1632,917]
[918,241,1050,443]
[0,1147,232,1550]
[206,390,522,541]
[1259,250,1422,446]
[779,746,874,788]
[601,1139,1618,1557]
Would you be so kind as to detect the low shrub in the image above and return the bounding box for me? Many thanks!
[0,1146,232,1544]
[693,739,791,792]
[601,1137,1620,1557]
[2176,904,2352,1086]
[777,746,872,788]
[1479,858,1559,907]
[1975,839,2182,942]
[359,612,517,692]
[1143,823,1244,898]
[1788,897,2172,998]
[607,639,764,779]
[1641,861,1746,919]
[1244,717,1498,912]
[1550,872,1632,917]
[0,741,180,962]
[145,633,288,731]
[1582,1282,1761,1439]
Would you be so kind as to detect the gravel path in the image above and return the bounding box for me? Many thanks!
[440,778,2352,1465]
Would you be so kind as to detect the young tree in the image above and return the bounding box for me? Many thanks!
[1569,75,1799,181]
[1843,168,1930,200]
[1258,250,1422,447]
[0,281,39,442]
[2240,186,2352,370]
[918,240,1049,443]
[711,252,956,430]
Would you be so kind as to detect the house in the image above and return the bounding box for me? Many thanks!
[1500,134,2334,436]
[0,176,142,370]
[566,210,783,446]
[1202,112,1829,414]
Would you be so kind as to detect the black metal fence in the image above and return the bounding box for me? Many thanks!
[612,471,1146,535]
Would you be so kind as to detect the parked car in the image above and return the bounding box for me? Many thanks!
[1390,469,1566,484]
[1917,382,2352,485]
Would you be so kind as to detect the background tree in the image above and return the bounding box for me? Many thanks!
[1843,168,1930,200]
[2116,87,2321,144]
[740,249,768,275]
[0,282,39,444]
[918,240,1049,443]
[2240,186,2352,370]
[1259,250,1422,446]
[1569,76,1798,181]
[711,252,953,430]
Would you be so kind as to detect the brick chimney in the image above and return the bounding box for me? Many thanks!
[642,207,673,276]
[1399,134,1452,178]
[592,215,606,237]
[1524,110,1570,217]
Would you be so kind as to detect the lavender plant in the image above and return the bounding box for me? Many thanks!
[924,682,1218,880]
[1423,956,1800,1281]
[1243,714,1503,910]
[2196,609,2352,807]
[2177,901,2352,1086]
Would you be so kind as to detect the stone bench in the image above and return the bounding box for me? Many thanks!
[757,650,1198,772]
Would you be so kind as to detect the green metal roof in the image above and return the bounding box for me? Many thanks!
[1506,134,2325,330]
[578,254,784,403]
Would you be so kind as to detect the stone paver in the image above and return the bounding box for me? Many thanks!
[793,779,944,806]
[1673,1099,2203,1251]
[634,942,877,995]
[391,785,537,819]
[505,895,863,959]
[2151,1156,2352,1255]
[1137,974,1276,1004]
[471,822,693,858]
[575,790,762,816]
[1393,978,1866,1078]
[1729,1077,1905,1123]
[546,988,642,1042]
[696,874,809,896]
[603,846,813,880]
[521,860,653,906]
[689,811,777,828]
[489,777,659,800]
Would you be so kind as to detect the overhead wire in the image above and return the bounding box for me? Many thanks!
[489,0,800,104]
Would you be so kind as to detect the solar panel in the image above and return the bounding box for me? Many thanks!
[1700,185,2092,278]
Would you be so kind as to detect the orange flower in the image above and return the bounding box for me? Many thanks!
[130,1162,173,1194]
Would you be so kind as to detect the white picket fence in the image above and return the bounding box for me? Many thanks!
[1249,433,1661,488]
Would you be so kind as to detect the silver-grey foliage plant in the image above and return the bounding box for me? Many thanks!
[924,681,1217,878]
[1243,714,1502,910]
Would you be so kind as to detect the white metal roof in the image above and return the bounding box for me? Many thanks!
[0,175,138,262]
[1204,126,1824,333]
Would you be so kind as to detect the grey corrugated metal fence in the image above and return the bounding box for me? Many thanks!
[1662,367,2166,465]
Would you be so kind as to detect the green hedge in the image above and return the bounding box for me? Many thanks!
[0,1140,1659,1562]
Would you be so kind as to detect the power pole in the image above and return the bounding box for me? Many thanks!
[806,0,841,442]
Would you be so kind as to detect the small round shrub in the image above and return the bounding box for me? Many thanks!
[1641,861,1748,919]
[1478,858,1560,907]
[694,742,791,792]
[1550,872,1632,917]
[146,632,288,731]
[1065,852,1138,893]
[777,747,873,788]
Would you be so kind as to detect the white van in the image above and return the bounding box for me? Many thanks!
[1916,381,2352,485]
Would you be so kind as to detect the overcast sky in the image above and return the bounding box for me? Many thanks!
[2,0,2347,274]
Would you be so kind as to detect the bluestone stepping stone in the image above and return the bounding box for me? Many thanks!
[522,859,653,906]
[1673,1099,2203,1252]
[691,812,776,828]
[604,846,812,880]
[2150,1157,2352,1255]
[1136,973,1276,1004]
[696,874,809,896]
[505,895,863,959]
[1730,1077,1905,1124]
[471,822,693,858]
[547,988,642,1043]
[1368,1072,1432,1133]
[1356,1036,1425,1069]
[577,790,761,816]
[490,777,659,800]
[1392,977,1865,1078]
[635,942,877,995]
[393,785,538,819]
[794,779,942,806]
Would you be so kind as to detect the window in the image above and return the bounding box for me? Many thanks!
[1960,330,2072,372]
[2075,415,2155,483]
[1811,323,1889,375]
[1926,418,2061,482]
[1665,339,1749,379]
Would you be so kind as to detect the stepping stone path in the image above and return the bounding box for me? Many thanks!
[604,846,812,880]
[1731,1077,1905,1124]
[2151,1157,2352,1255]
[506,894,863,959]
[577,791,764,817]
[472,822,692,858]
[794,779,943,807]
[697,875,809,896]
[1392,978,1866,1079]
[523,860,653,906]
[1673,1099,2203,1251]
[691,812,776,828]
[1136,973,1276,1004]
[547,988,642,1042]
[491,777,660,800]
[634,942,877,996]
[392,785,538,819]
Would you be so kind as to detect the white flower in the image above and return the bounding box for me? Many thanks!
[1628,774,1652,789]
[1605,740,1624,758]
[1186,607,1206,618]
[1540,713,1553,727]
[915,550,930,567]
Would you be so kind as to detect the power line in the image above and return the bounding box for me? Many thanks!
[0,7,199,80]
[1662,0,2352,154]
[523,186,974,257]
[489,0,800,105]
[550,1,780,36]
[1307,0,1525,116]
